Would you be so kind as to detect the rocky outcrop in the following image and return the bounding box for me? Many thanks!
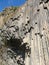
[0,0,49,65]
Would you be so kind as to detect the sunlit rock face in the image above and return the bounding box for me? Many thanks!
[0,0,49,65]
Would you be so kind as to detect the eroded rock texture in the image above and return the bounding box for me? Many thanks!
[0,0,49,65]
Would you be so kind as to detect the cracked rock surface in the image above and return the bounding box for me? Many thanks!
[0,0,49,65]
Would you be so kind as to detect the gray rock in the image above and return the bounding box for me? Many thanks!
[0,0,49,65]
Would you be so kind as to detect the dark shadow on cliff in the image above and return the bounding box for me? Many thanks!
[5,37,30,65]
[7,37,24,55]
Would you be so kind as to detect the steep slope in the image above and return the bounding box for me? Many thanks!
[0,6,20,28]
[0,0,49,65]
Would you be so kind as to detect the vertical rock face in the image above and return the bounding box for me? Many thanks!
[0,0,49,65]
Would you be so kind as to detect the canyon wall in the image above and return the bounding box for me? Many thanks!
[0,0,49,65]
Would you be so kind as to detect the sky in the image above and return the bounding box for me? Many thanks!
[0,0,26,12]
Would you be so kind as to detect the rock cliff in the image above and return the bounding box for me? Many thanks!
[0,0,49,65]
